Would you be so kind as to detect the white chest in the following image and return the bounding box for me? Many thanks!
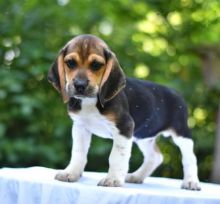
[68,98,117,139]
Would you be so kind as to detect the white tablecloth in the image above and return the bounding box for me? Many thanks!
[0,167,219,204]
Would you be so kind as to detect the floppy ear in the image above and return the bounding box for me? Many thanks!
[98,50,126,107]
[47,50,69,103]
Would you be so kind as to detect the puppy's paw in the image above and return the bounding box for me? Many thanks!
[125,173,144,184]
[181,180,201,191]
[55,171,81,182]
[98,176,123,187]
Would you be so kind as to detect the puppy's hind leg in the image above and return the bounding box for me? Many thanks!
[126,138,163,183]
[172,132,201,190]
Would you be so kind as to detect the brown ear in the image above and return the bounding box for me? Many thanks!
[98,50,126,107]
[47,51,69,103]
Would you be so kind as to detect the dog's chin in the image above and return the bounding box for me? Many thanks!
[72,93,97,100]
[67,86,98,100]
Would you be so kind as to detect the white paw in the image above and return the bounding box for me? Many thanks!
[125,173,144,184]
[181,180,201,191]
[98,176,124,187]
[55,170,81,182]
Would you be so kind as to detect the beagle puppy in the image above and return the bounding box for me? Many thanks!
[48,34,200,190]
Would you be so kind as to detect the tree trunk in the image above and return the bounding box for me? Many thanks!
[197,47,220,183]
[199,46,220,88]
[211,104,220,183]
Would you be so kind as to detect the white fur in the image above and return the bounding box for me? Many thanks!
[160,129,176,137]
[69,98,116,139]
[172,135,200,190]
[126,138,163,183]
[160,129,200,189]
[55,123,92,182]
[127,129,200,190]
[98,134,133,186]
[55,98,133,186]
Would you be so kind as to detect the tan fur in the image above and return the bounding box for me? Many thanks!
[65,66,78,84]
[62,51,106,88]
[100,58,113,88]
[51,35,123,105]
[88,54,105,64]
[61,46,107,89]
[57,55,69,103]
[64,52,81,64]
[87,69,104,87]
[104,111,117,123]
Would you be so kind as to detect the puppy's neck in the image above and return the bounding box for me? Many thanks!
[68,97,98,113]
[81,97,97,107]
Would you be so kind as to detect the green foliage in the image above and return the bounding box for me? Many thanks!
[0,0,220,181]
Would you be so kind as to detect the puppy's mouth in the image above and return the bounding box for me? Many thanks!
[67,85,98,99]
[74,94,95,99]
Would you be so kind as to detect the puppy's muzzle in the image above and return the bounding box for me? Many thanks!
[73,78,89,95]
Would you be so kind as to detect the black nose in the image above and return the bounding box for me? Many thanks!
[73,79,89,94]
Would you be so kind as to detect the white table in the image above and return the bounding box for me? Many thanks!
[0,167,219,204]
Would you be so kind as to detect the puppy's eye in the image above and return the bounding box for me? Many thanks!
[66,59,77,69]
[91,60,103,71]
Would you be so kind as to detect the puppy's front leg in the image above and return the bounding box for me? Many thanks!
[55,123,92,182]
[98,134,133,187]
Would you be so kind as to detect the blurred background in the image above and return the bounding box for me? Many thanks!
[0,0,220,183]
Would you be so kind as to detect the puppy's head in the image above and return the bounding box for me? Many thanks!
[48,34,125,107]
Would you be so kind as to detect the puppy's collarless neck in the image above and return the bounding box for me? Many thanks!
[68,97,99,113]
[81,97,97,107]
